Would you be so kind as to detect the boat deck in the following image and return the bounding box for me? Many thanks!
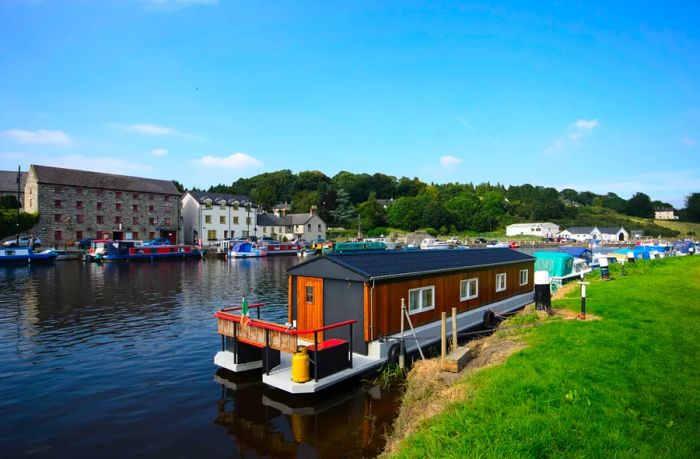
[262,352,383,394]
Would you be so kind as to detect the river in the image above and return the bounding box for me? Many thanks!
[0,258,401,458]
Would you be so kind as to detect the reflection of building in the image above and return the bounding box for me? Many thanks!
[23,165,181,246]
[0,170,27,205]
[257,206,327,241]
[180,191,256,245]
[506,222,560,239]
[654,208,678,220]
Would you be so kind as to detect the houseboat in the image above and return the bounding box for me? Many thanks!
[85,240,203,262]
[259,240,304,256]
[0,247,57,265]
[230,241,267,258]
[214,248,535,394]
[323,241,388,253]
[419,238,452,250]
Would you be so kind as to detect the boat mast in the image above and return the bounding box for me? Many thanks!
[15,165,20,246]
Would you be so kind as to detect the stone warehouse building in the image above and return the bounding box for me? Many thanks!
[23,165,181,247]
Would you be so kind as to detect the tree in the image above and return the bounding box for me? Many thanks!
[421,200,451,230]
[445,192,480,230]
[685,193,700,222]
[601,193,627,213]
[357,192,386,231]
[625,192,655,218]
[172,180,185,193]
[0,195,20,209]
[251,184,277,211]
[329,189,356,227]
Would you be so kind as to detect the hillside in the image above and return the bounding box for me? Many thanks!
[552,207,681,238]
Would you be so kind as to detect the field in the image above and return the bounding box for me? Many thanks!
[387,256,700,458]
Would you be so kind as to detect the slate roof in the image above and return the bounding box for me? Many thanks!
[31,165,179,195]
[257,212,314,226]
[598,227,625,234]
[187,190,252,205]
[0,171,27,193]
[289,248,534,280]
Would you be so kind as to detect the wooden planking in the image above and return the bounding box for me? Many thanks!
[363,283,371,342]
[217,317,298,353]
[372,261,533,337]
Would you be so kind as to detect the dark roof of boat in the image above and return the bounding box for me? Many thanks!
[288,248,534,281]
[30,165,179,195]
[0,171,27,193]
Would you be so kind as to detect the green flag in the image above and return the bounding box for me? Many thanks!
[241,295,248,317]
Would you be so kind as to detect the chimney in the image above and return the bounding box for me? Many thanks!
[310,205,317,216]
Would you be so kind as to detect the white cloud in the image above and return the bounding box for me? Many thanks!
[681,137,696,147]
[1,128,72,146]
[439,155,463,170]
[573,119,600,131]
[193,152,263,170]
[151,148,168,156]
[107,122,201,139]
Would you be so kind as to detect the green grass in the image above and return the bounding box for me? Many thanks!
[389,257,700,458]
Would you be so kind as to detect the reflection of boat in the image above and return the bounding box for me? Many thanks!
[0,247,57,265]
[85,239,203,262]
[534,251,592,286]
[214,249,535,394]
[213,368,400,458]
[230,241,267,258]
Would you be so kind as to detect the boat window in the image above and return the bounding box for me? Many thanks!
[305,286,314,303]
[460,278,478,301]
[496,273,507,292]
[408,286,435,314]
[519,269,528,286]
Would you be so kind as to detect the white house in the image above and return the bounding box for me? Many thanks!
[257,206,327,241]
[654,208,678,220]
[506,222,560,239]
[181,191,257,245]
[558,226,627,242]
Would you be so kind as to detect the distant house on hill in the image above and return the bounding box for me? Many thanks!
[257,206,326,241]
[558,226,628,242]
[506,222,560,239]
[654,208,678,220]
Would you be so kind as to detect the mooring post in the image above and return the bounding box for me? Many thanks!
[441,312,447,365]
[578,281,591,320]
[534,270,552,314]
[451,307,457,352]
[627,251,635,264]
[399,298,406,369]
[599,256,610,280]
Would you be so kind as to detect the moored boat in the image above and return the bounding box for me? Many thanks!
[0,247,57,265]
[533,251,592,286]
[420,238,451,250]
[230,241,267,258]
[42,248,82,261]
[85,239,203,262]
[258,240,303,256]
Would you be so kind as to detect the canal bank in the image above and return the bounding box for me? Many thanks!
[383,256,700,457]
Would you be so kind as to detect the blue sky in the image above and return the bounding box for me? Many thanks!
[1,0,698,207]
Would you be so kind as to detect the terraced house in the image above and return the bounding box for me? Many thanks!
[180,191,257,245]
[23,165,181,247]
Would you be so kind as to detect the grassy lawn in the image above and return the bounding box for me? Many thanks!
[389,256,700,458]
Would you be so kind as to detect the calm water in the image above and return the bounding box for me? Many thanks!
[0,258,400,458]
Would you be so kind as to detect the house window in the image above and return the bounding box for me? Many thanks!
[318,224,322,231]
[496,273,507,292]
[133,217,139,225]
[148,205,154,212]
[133,193,139,199]
[96,215,104,224]
[205,215,212,224]
[55,199,62,208]
[205,202,212,209]
[224,230,228,239]
[305,285,314,303]
[519,269,528,286]
[163,206,171,214]
[408,286,435,314]
[307,224,311,230]
[76,231,83,240]
[164,196,170,201]
[54,186,63,193]
[133,204,139,211]
[116,203,122,211]
[149,217,156,225]
[149,232,155,239]
[95,189,104,196]
[219,204,226,210]
[460,278,479,301]
[76,215,84,224]
[219,216,226,224]
[76,200,83,209]
[207,230,217,241]
[54,230,62,240]
[115,216,122,224]
[54,214,61,223]
[233,217,239,224]
[164,218,171,225]
[97,202,103,210]
[115,191,122,199]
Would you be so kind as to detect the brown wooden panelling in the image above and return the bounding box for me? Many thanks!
[363,284,371,342]
[296,276,324,340]
[368,261,533,338]
[218,318,298,353]
[287,275,293,324]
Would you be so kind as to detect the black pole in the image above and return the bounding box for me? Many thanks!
[16,165,21,246]
[265,329,270,375]
[233,322,238,364]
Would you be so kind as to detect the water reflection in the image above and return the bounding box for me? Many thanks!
[214,369,401,458]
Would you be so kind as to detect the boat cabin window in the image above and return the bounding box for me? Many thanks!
[408,286,435,314]
[460,278,478,301]
[519,269,528,286]
[305,286,314,303]
[496,273,507,292]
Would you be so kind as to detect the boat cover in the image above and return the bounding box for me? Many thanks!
[534,251,574,277]
[558,247,593,263]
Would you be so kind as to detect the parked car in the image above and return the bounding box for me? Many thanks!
[473,237,488,244]
[143,237,171,246]
[2,236,42,248]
